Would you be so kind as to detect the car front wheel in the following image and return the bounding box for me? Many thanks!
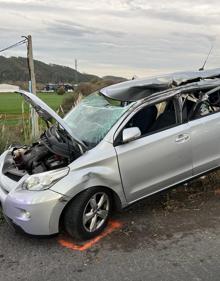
[64,187,112,240]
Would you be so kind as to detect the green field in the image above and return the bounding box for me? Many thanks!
[0,92,66,114]
[0,92,67,126]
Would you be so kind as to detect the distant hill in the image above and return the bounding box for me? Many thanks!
[102,75,127,83]
[0,56,107,86]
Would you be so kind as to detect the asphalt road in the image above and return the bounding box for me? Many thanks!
[1,172,220,281]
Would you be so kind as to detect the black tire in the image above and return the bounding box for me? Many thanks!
[64,187,112,240]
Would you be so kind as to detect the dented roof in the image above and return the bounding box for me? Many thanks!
[100,68,220,102]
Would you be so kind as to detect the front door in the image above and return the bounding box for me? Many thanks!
[115,100,192,203]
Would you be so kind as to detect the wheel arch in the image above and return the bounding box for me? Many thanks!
[58,185,123,231]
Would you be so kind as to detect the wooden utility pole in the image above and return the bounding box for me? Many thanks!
[27,35,39,139]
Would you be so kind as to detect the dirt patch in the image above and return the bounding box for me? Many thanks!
[104,170,220,252]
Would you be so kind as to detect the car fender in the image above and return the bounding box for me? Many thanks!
[50,141,128,208]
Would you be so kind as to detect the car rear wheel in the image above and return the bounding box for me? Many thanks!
[64,187,112,240]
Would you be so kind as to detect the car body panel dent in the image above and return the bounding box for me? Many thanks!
[50,141,127,207]
[101,69,220,101]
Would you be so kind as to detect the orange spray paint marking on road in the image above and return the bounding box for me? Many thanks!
[57,220,122,251]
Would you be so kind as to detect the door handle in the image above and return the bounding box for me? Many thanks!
[175,134,190,143]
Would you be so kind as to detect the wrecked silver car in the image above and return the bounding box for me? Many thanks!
[1,68,220,240]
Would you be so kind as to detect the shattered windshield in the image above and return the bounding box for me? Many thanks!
[64,93,132,148]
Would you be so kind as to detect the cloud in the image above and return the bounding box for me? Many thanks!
[47,20,125,38]
[0,0,220,78]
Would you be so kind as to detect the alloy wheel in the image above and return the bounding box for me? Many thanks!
[83,192,110,232]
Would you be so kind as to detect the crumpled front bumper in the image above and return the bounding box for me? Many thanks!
[0,150,66,235]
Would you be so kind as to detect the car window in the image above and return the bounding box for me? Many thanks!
[122,99,177,138]
[64,93,133,148]
[182,90,220,121]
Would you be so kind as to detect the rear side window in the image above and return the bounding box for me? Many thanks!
[182,89,220,121]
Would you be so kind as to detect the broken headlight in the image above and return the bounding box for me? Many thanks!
[22,167,69,191]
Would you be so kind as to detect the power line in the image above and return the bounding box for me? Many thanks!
[0,39,27,53]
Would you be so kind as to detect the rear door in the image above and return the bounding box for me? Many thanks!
[187,89,220,175]
[189,114,220,175]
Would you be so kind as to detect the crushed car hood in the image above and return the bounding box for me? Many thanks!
[100,68,220,101]
[16,90,87,152]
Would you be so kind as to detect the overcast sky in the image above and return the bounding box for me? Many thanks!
[0,0,220,78]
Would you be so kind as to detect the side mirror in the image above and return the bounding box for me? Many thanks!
[122,127,141,143]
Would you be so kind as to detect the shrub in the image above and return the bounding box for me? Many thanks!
[61,93,82,113]
[57,87,66,95]
[76,83,94,96]
[0,125,22,153]
[60,80,118,114]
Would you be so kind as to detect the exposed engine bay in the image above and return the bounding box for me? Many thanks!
[3,126,82,180]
